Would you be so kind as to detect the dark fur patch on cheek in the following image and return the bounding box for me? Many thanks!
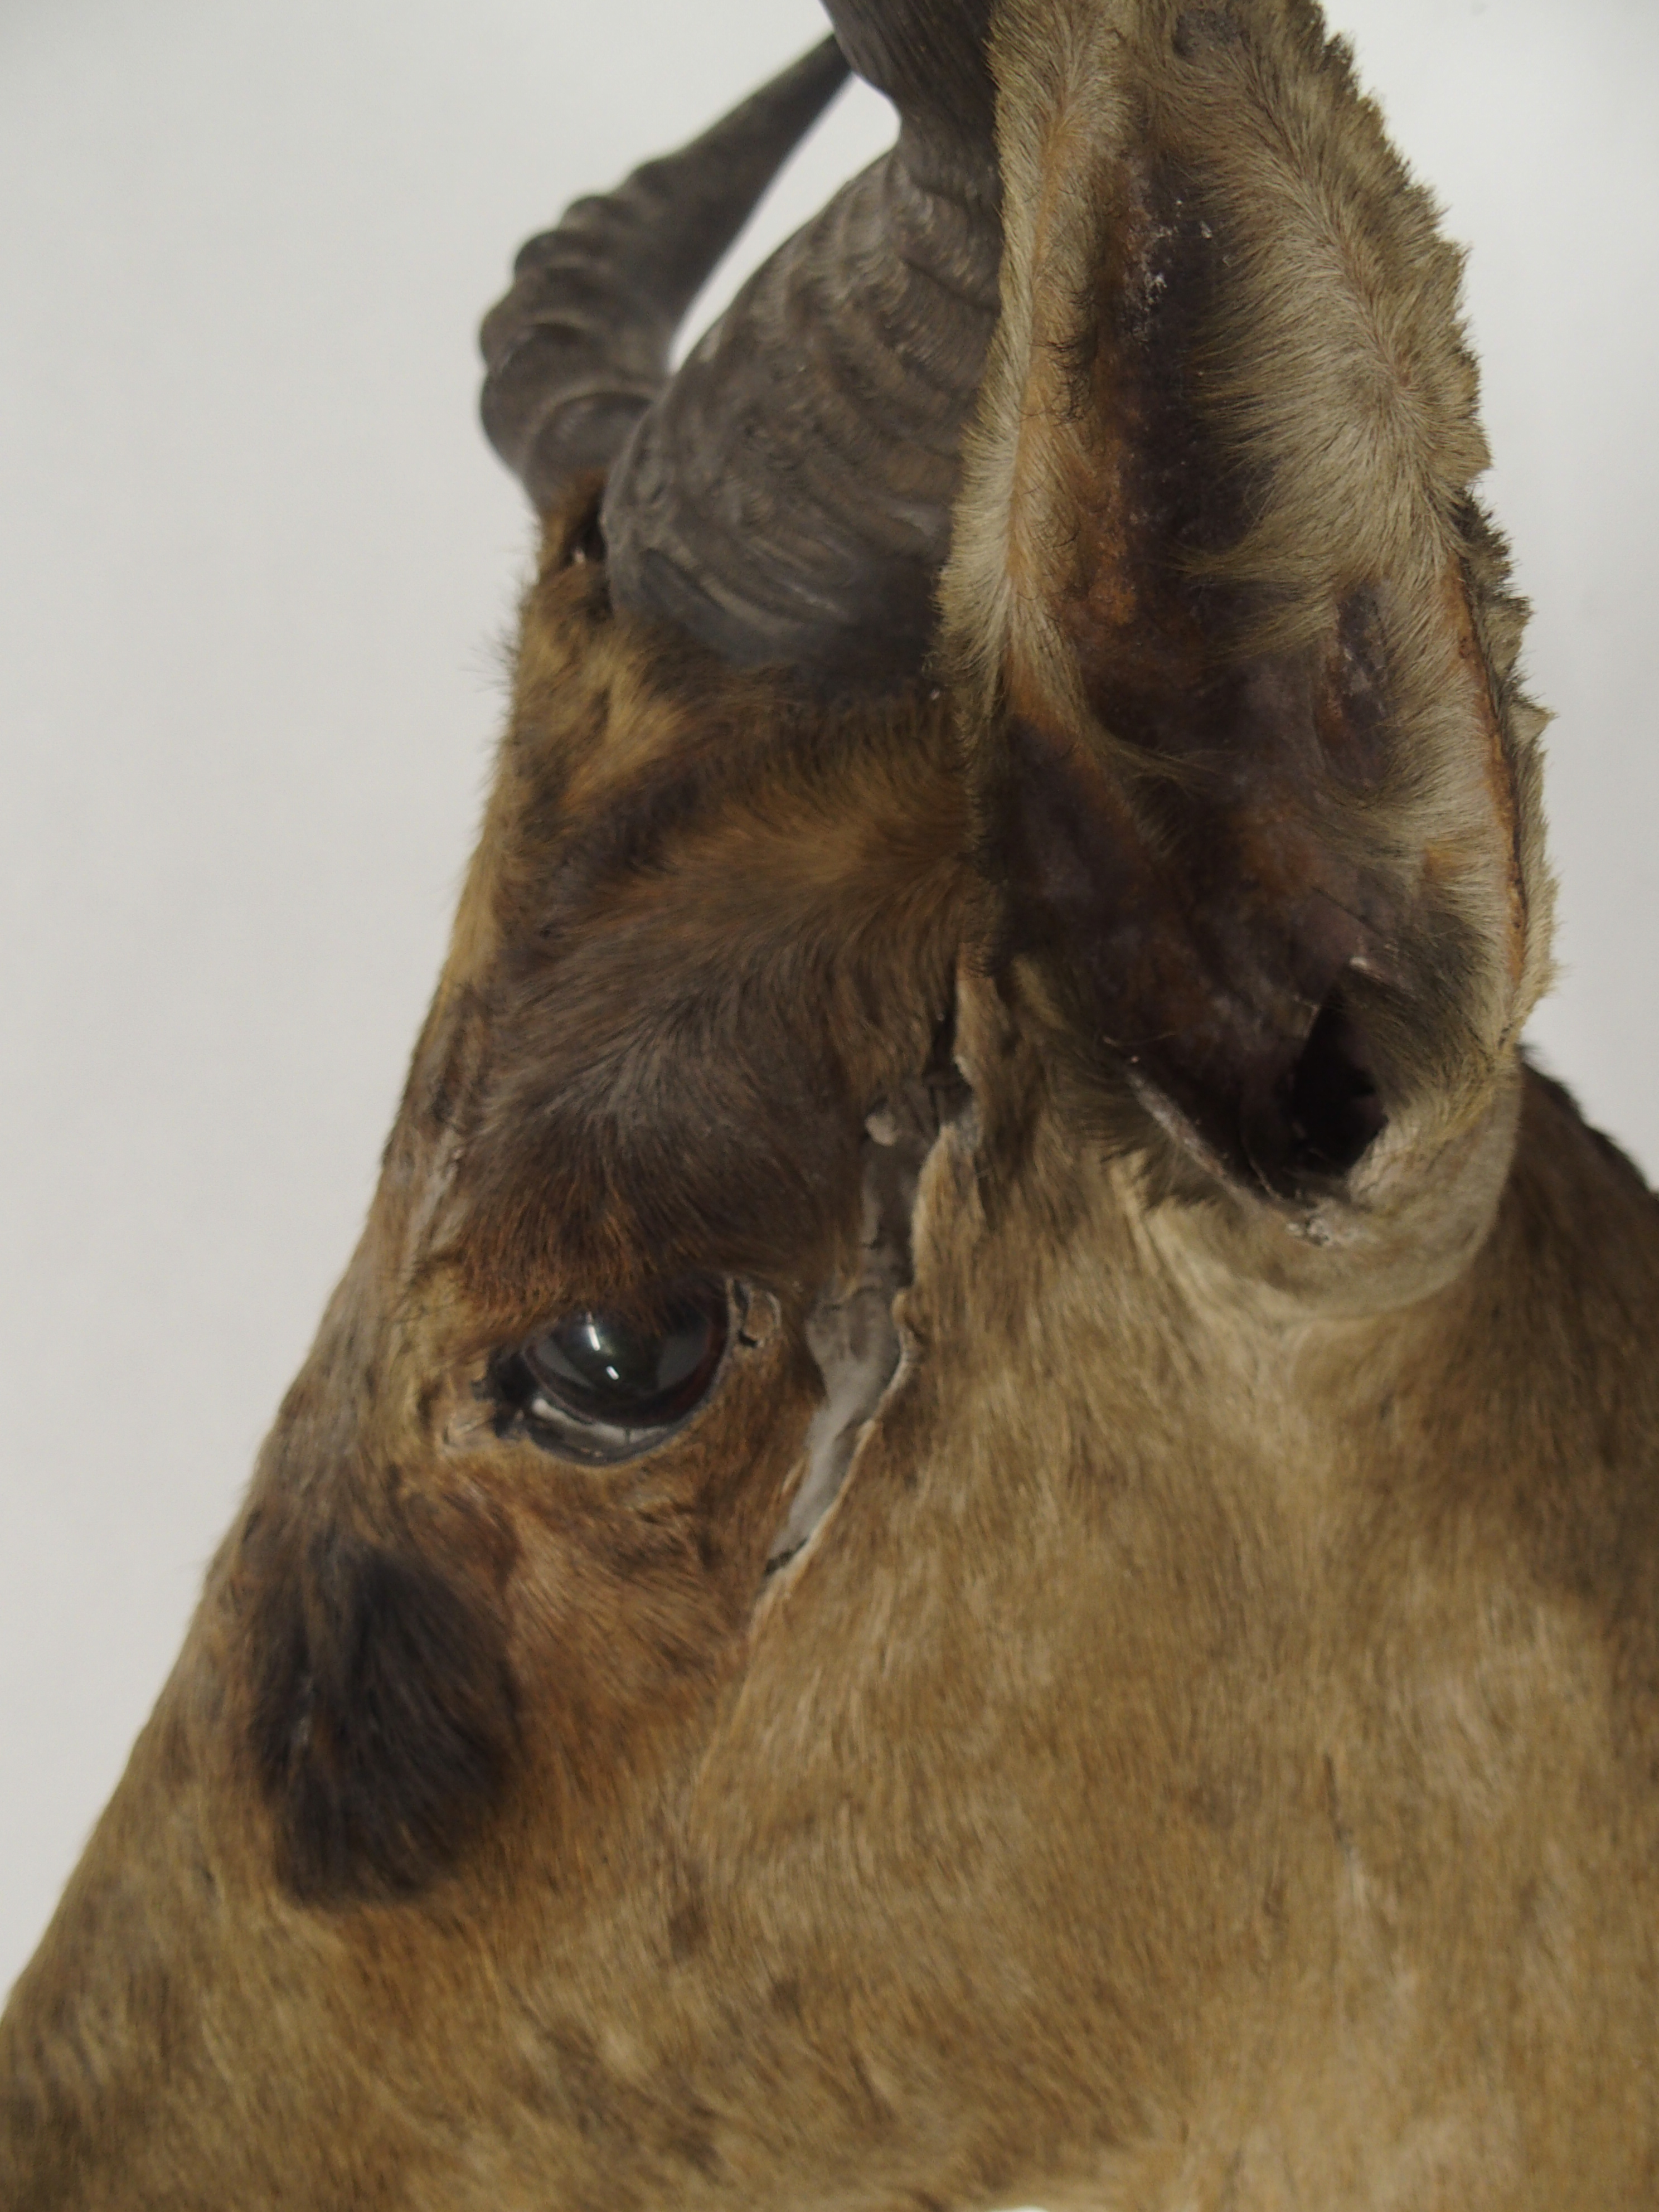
[246,1517,521,1905]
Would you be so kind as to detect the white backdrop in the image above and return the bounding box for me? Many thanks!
[2,0,1656,2008]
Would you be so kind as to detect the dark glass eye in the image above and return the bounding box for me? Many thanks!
[494,1277,729,1464]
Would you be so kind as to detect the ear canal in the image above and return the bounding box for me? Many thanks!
[600,0,1002,693]
[479,38,850,515]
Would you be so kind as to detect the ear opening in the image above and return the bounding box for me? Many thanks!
[1278,984,1386,1185]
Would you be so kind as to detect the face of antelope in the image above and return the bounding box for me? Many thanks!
[8,3,1659,2208]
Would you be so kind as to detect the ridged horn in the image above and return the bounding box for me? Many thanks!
[480,39,851,515]
[604,0,1002,690]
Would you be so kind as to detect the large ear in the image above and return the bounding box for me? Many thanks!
[944,0,1551,1207]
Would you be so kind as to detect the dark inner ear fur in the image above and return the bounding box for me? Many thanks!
[245,1497,520,1905]
[994,667,1398,1196]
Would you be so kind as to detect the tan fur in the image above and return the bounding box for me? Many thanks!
[4,7,1657,2208]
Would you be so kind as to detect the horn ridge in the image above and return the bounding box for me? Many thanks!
[605,144,999,674]
[480,38,851,513]
[602,6,1003,690]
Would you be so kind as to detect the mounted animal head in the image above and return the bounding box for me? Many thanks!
[9,4,1658,2208]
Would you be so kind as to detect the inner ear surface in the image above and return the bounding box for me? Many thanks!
[993,705,1395,1197]
[943,2,1537,1204]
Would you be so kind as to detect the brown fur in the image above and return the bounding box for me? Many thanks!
[4,6,1656,2208]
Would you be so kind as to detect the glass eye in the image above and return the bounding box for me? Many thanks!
[494,1277,729,1464]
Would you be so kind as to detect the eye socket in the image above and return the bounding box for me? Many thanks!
[493,1277,730,1464]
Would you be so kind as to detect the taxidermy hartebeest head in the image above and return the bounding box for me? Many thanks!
[6,1,1657,2205]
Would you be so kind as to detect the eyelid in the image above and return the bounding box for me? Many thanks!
[516,1393,700,1464]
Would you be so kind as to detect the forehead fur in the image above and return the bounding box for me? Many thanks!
[420,525,976,1320]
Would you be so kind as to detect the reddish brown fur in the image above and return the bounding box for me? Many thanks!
[4,5,1657,2207]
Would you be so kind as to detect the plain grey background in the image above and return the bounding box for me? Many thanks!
[2,0,1655,2010]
